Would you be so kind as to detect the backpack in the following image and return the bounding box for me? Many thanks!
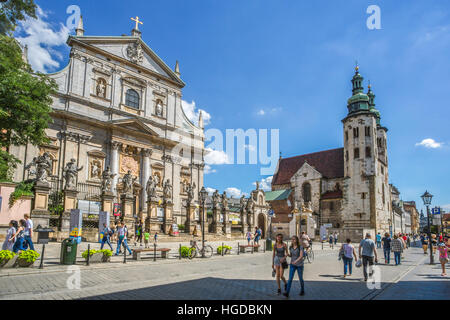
[108,228,114,236]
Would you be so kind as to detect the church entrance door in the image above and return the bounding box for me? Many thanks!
[258,213,266,239]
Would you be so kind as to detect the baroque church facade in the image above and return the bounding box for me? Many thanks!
[269,66,391,241]
[10,17,206,228]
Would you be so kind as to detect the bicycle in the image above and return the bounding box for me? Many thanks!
[188,239,213,259]
[304,241,314,263]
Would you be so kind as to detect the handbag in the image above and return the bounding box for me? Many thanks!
[281,261,288,269]
[355,260,362,268]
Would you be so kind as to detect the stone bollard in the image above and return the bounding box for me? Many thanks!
[87,244,90,266]
[39,244,46,269]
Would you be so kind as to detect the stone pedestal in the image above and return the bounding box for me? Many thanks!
[163,202,174,234]
[211,207,223,234]
[120,193,134,218]
[185,204,198,234]
[147,200,162,233]
[63,189,78,214]
[247,212,255,231]
[101,192,115,216]
[32,181,51,215]
[222,209,231,235]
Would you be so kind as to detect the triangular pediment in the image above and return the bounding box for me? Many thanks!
[68,36,184,87]
[111,118,159,136]
[290,162,322,183]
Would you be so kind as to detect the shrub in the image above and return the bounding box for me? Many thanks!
[81,249,98,259]
[179,246,194,258]
[178,224,185,230]
[82,249,112,259]
[217,245,232,255]
[9,181,34,208]
[99,249,113,257]
[0,250,16,263]
[18,250,40,263]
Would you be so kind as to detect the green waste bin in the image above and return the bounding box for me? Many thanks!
[60,238,78,265]
[266,238,273,251]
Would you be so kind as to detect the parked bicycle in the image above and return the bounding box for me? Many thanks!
[188,239,213,259]
[305,241,314,263]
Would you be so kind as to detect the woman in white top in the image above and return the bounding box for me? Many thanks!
[2,220,17,251]
[340,238,358,278]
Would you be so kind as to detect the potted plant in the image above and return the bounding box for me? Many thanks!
[81,249,104,263]
[17,250,40,267]
[0,250,17,268]
[100,249,113,262]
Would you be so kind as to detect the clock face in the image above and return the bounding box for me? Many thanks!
[120,154,140,177]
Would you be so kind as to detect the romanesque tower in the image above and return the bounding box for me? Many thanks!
[340,66,390,240]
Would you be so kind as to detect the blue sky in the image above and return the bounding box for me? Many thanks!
[14,0,450,213]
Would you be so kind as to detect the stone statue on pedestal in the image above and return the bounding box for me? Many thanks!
[101,166,116,193]
[63,158,83,190]
[186,182,196,205]
[163,179,173,203]
[25,152,53,185]
[121,170,136,196]
[239,195,246,213]
[146,175,157,201]
[221,191,228,211]
[212,190,220,210]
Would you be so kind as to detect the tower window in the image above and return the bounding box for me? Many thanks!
[365,147,371,158]
[125,89,140,109]
[354,148,360,159]
[345,151,349,161]
[361,193,366,199]
[302,183,311,202]
[365,126,371,137]
[345,131,348,141]
[353,127,359,138]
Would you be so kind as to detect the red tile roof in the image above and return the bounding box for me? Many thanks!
[272,148,344,185]
[321,190,343,199]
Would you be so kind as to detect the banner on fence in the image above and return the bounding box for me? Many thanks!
[69,209,82,244]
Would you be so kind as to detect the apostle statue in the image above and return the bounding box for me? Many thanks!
[221,191,228,211]
[63,158,83,190]
[163,179,173,203]
[239,195,246,213]
[121,170,136,196]
[25,152,52,185]
[186,182,196,205]
[212,190,221,210]
[146,175,157,201]
[155,101,163,117]
[101,166,116,193]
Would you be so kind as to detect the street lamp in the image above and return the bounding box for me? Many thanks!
[199,187,208,258]
[421,191,434,264]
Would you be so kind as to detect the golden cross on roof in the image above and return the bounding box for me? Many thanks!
[131,16,143,30]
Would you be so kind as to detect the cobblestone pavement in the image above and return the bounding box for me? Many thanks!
[0,242,447,300]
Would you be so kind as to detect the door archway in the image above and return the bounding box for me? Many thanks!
[258,213,266,239]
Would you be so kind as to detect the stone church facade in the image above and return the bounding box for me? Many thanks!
[270,66,391,241]
[10,19,205,229]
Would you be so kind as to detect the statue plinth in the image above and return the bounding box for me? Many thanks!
[222,209,231,235]
[147,200,162,233]
[240,210,249,234]
[163,202,174,234]
[63,189,78,214]
[211,207,222,234]
[120,193,134,219]
[185,204,198,234]
[32,182,51,215]
[101,191,115,215]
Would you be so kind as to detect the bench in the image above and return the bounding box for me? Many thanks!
[239,244,260,253]
[132,248,171,260]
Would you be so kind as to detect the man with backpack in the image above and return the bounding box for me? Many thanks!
[115,222,132,256]
[100,223,114,251]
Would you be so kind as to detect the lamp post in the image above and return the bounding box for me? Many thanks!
[199,187,208,258]
[421,191,434,264]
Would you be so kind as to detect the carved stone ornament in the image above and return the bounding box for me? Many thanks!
[25,152,52,185]
[101,166,116,193]
[126,41,144,64]
[63,158,83,190]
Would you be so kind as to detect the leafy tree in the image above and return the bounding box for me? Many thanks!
[0,35,57,181]
[0,0,37,35]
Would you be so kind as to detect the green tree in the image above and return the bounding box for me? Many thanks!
[0,0,37,35]
[0,35,57,181]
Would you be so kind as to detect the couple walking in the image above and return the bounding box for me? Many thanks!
[272,234,305,298]
[2,214,35,253]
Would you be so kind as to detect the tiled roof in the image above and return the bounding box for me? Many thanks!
[321,190,343,200]
[272,148,344,185]
[265,189,292,202]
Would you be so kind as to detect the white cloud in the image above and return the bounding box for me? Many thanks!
[205,187,216,196]
[441,204,450,211]
[415,138,443,149]
[225,187,244,198]
[204,164,216,174]
[256,107,282,116]
[14,6,70,73]
[182,100,211,127]
[253,176,273,191]
[257,109,265,116]
[204,148,231,165]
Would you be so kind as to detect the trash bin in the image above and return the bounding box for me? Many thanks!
[60,238,78,265]
[266,238,273,251]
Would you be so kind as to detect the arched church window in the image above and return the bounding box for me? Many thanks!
[302,183,311,203]
[96,78,107,98]
[365,147,371,158]
[125,89,140,109]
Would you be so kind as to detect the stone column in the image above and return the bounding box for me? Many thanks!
[185,203,198,235]
[211,207,223,234]
[222,208,231,236]
[163,202,174,234]
[110,141,121,196]
[141,148,152,211]
[240,209,248,234]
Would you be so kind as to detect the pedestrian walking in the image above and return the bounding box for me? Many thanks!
[272,234,288,295]
[420,233,428,254]
[144,230,150,248]
[381,232,392,264]
[2,220,17,251]
[100,223,114,251]
[438,241,449,276]
[11,219,27,253]
[431,234,437,255]
[391,234,404,265]
[406,234,411,248]
[254,227,261,245]
[246,230,252,245]
[376,232,382,249]
[283,235,305,297]
[135,220,143,246]
[329,234,333,248]
[114,222,132,256]
[300,231,311,249]
[340,238,358,278]
[154,232,158,244]
[23,214,35,251]
[358,233,378,282]
[333,232,338,245]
